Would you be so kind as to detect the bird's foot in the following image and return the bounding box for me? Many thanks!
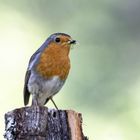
[32,99,39,107]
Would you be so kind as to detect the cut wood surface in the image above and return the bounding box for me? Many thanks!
[4,106,88,140]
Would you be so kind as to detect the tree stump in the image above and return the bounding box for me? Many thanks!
[4,106,88,140]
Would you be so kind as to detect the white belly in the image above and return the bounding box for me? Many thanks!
[28,71,64,105]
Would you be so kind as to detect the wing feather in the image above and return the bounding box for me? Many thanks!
[23,70,31,105]
[23,49,41,105]
[23,39,49,105]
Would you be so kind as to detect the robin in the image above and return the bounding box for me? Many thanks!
[23,33,76,109]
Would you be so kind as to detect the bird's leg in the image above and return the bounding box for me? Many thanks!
[50,98,58,110]
[31,95,40,130]
[32,95,39,106]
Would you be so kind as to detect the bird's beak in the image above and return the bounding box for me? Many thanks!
[68,40,76,45]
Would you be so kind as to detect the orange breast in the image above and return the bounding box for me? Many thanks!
[36,43,70,80]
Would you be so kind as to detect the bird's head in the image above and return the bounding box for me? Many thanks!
[47,33,76,52]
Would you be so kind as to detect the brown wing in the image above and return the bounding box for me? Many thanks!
[23,70,31,106]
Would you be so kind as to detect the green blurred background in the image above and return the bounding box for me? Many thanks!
[1,0,140,139]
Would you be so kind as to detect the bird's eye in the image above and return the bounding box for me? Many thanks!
[55,37,61,43]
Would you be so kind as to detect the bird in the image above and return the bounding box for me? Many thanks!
[23,33,76,109]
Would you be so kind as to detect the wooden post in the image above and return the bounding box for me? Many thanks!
[4,106,88,140]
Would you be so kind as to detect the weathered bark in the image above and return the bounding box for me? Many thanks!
[4,106,88,140]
